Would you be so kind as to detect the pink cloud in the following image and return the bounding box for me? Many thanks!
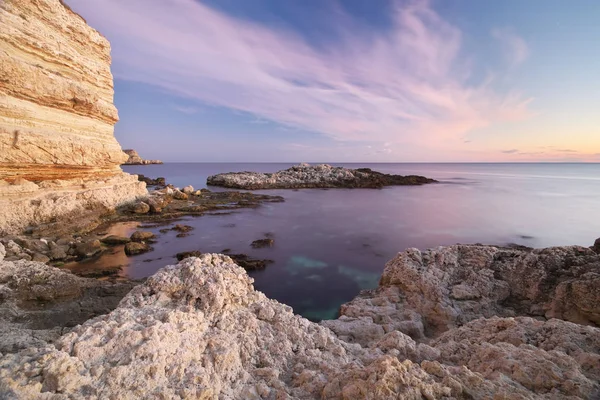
[67,0,532,145]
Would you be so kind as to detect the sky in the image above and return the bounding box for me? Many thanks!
[66,0,600,162]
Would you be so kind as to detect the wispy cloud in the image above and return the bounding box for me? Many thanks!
[69,0,532,145]
[491,27,529,67]
[501,149,519,154]
[171,104,202,114]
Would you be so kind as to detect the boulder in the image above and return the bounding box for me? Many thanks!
[593,237,600,254]
[132,201,151,214]
[124,242,152,256]
[172,190,188,200]
[74,240,102,259]
[101,235,131,246]
[130,231,155,242]
[182,185,194,194]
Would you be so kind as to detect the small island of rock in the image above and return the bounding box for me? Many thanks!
[207,163,437,189]
[122,149,163,165]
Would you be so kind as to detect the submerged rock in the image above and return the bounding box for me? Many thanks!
[207,163,437,189]
[251,238,275,248]
[100,235,131,245]
[1,252,598,399]
[130,231,155,242]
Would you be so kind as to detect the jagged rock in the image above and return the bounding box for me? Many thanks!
[130,231,155,242]
[172,190,188,200]
[593,237,600,253]
[122,149,163,165]
[0,0,147,234]
[207,164,437,189]
[323,244,600,344]
[0,259,136,354]
[1,254,598,399]
[74,240,102,259]
[100,235,131,246]
[124,242,152,256]
[182,185,194,194]
[228,253,274,271]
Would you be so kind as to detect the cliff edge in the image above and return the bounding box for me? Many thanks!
[0,0,146,234]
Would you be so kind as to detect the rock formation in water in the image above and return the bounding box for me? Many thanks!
[122,149,163,165]
[207,163,437,189]
[1,244,598,399]
[0,0,146,234]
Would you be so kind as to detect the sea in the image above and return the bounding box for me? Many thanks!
[91,163,600,320]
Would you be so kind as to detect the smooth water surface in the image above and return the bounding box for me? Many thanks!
[116,163,600,320]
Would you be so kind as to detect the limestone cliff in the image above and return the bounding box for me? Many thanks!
[0,0,146,233]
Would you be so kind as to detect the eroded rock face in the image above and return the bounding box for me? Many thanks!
[207,163,437,189]
[323,244,600,343]
[1,252,598,399]
[0,0,146,234]
[0,259,136,354]
[122,149,163,165]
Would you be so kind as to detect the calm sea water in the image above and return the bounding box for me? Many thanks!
[114,163,600,320]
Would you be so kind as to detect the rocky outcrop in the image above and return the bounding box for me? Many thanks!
[122,149,163,165]
[1,247,598,399]
[0,0,146,234]
[207,163,437,189]
[0,258,136,354]
[323,244,600,343]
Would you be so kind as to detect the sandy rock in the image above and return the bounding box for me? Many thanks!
[0,243,5,262]
[74,240,102,259]
[2,254,597,399]
[124,242,152,256]
[122,149,163,165]
[0,0,147,234]
[327,245,600,343]
[172,190,188,200]
[132,201,151,214]
[207,164,437,189]
[130,231,155,242]
[0,259,136,354]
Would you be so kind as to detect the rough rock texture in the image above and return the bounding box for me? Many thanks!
[323,244,600,343]
[122,149,163,165]
[1,252,598,399]
[207,163,437,190]
[0,258,136,354]
[0,0,147,233]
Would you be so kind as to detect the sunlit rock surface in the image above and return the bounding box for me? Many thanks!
[122,149,163,165]
[1,247,598,399]
[0,0,146,233]
[208,163,437,189]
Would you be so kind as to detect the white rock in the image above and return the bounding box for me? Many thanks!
[0,243,5,262]
[182,185,194,194]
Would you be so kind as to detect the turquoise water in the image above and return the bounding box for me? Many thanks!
[118,163,600,320]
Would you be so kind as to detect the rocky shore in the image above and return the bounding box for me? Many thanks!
[122,149,163,165]
[207,163,437,189]
[1,241,598,399]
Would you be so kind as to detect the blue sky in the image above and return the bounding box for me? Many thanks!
[67,0,600,162]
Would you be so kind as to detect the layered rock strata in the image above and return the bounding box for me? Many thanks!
[1,246,598,399]
[122,149,163,165]
[207,163,437,189]
[0,0,146,233]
